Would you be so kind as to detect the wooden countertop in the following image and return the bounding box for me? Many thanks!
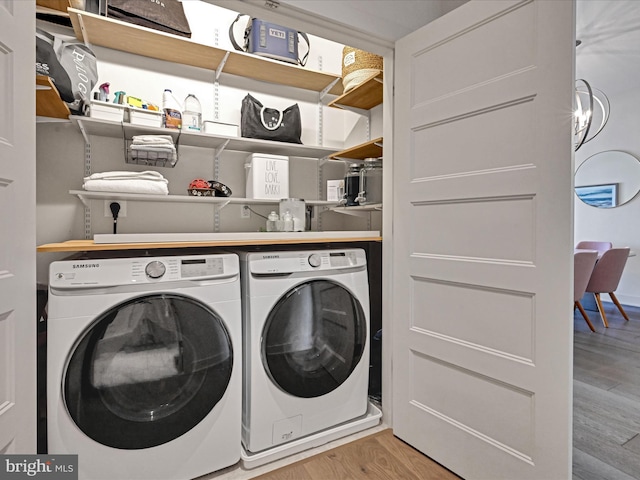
[37,235,382,253]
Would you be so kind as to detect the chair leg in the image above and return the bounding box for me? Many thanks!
[576,301,596,332]
[609,292,630,321]
[594,293,609,328]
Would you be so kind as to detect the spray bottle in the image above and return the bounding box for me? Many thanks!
[162,89,182,129]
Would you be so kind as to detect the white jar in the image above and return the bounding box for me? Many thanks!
[266,211,279,232]
[282,210,294,232]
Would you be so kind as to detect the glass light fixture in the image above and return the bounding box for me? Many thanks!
[574,78,610,151]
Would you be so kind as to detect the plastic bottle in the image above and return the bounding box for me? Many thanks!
[162,89,182,129]
[266,211,279,232]
[182,94,202,132]
[282,210,294,232]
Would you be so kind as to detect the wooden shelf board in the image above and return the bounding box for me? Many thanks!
[36,5,71,18]
[37,236,382,253]
[36,75,71,119]
[69,9,225,70]
[68,8,342,95]
[37,0,70,14]
[328,72,383,110]
[329,137,383,160]
[223,51,343,95]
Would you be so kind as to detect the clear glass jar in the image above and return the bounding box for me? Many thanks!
[342,163,363,206]
[356,157,383,205]
[282,210,294,232]
[266,211,279,232]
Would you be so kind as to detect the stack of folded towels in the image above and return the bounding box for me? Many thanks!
[83,171,169,195]
[129,135,177,167]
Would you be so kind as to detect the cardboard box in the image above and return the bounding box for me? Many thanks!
[125,107,162,127]
[203,121,239,137]
[245,153,289,199]
[89,100,125,122]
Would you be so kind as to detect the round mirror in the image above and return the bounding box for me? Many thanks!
[575,151,640,208]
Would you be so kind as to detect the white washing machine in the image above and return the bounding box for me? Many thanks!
[47,253,241,480]
[239,248,370,454]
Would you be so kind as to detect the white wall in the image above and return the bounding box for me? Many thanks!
[36,1,382,283]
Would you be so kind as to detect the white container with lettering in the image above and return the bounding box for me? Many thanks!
[245,153,289,200]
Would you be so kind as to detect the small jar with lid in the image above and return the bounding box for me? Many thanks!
[266,211,279,232]
[282,210,294,232]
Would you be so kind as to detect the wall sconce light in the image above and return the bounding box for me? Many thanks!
[574,78,610,151]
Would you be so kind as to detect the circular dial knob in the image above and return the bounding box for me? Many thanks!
[308,253,322,267]
[145,260,166,279]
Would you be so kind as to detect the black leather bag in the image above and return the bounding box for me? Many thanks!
[107,0,191,38]
[241,94,302,144]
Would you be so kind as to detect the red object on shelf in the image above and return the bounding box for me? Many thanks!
[189,178,210,190]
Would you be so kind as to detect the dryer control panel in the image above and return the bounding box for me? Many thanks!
[247,249,366,275]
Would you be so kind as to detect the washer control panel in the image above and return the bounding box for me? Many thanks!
[248,249,365,275]
[49,254,234,288]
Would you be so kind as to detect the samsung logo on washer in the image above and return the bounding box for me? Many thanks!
[71,263,100,269]
[262,255,280,259]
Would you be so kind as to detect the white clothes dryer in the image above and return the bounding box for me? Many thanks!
[239,248,370,454]
[47,253,241,480]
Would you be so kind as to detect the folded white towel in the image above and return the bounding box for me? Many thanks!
[130,144,176,153]
[131,135,174,145]
[83,170,168,183]
[83,178,169,195]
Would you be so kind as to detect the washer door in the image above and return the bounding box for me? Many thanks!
[262,279,366,398]
[64,293,233,449]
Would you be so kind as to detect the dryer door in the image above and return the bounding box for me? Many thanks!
[63,293,233,449]
[262,279,366,398]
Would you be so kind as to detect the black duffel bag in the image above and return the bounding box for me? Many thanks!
[241,94,302,144]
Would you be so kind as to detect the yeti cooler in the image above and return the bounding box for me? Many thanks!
[247,19,299,64]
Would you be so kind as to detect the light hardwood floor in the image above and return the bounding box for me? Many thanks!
[573,302,640,480]
[252,429,459,480]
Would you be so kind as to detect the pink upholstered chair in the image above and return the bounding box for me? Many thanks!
[576,241,612,257]
[585,247,631,328]
[574,250,599,331]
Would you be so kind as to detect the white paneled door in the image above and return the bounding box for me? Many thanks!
[0,1,37,453]
[392,1,575,478]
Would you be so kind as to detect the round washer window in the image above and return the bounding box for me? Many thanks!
[64,294,233,449]
[262,280,366,398]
